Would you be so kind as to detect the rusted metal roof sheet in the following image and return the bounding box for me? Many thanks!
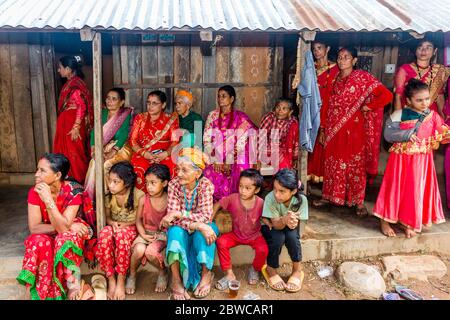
[0,0,448,33]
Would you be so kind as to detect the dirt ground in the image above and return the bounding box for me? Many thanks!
[83,254,450,300]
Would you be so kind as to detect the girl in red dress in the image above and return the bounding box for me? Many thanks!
[373,79,449,238]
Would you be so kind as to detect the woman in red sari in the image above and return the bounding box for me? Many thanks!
[54,56,93,184]
[394,39,449,117]
[129,90,179,191]
[16,153,94,300]
[313,48,393,215]
[307,40,339,184]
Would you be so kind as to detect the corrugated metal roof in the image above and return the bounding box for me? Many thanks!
[0,0,449,33]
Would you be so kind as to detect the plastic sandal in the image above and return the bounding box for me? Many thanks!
[285,271,304,293]
[247,267,259,285]
[261,265,285,291]
[91,274,107,300]
[383,292,401,300]
[215,276,230,291]
[395,285,423,300]
[194,272,215,299]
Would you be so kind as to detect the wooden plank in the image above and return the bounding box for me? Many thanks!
[29,42,48,161]
[93,32,105,234]
[120,34,129,85]
[10,35,37,172]
[0,33,19,172]
[215,46,230,83]
[112,34,122,86]
[127,35,143,113]
[381,45,393,87]
[41,33,58,151]
[189,46,203,115]
[117,82,275,89]
[174,45,190,83]
[202,49,217,119]
[229,39,244,113]
[158,44,174,113]
[141,43,158,84]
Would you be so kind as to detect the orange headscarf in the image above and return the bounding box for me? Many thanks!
[176,90,194,103]
[178,147,209,170]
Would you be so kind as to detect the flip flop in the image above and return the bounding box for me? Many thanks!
[91,274,107,300]
[215,276,230,291]
[247,266,259,285]
[194,272,215,299]
[383,292,401,300]
[76,279,95,300]
[285,271,304,293]
[261,264,285,291]
[312,199,330,209]
[171,287,191,300]
[395,286,423,300]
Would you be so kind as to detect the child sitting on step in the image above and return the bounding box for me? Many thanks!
[126,164,170,295]
[261,168,308,293]
[214,169,268,290]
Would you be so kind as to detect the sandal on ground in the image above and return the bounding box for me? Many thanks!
[171,287,191,300]
[312,199,330,209]
[395,285,423,300]
[285,271,304,293]
[355,205,369,216]
[215,276,230,291]
[76,279,95,300]
[261,265,285,291]
[155,273,169,292]
[383,292,401,300]
[91,274,107,300]
[194,272,215,299]
[125,275,136,295]
[247,267,259,285]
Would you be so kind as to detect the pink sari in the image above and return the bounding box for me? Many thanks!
[203,109,257,201]
[444,80,450,209]
[373,110,448,232]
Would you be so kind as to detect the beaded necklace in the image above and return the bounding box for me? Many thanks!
[413,61,434,86]
[182,180,199,217]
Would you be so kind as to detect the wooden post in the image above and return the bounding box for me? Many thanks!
[93,32,105,234]
[293,31,316,190]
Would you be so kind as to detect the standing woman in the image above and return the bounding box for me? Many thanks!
[54,56,93,184]
[129,90,179,191]
[203,85,258,201]
[307,40,339,184]
[84,88,133,200]
[313,47,393,215]
[394,39,450,117]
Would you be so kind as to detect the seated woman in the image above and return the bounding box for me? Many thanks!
[160,148,218,300]
[258,98,299,171]
[174,89,204,148]
[203,85,257,201]
[129,90,179,191]
[17,153,93,300]
[84,87,133,200]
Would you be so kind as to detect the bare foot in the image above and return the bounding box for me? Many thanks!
[114,275,126,300]
[355,204,369,216]
[404,227,417,239]
[266,266,285,290]
[67,287,80,300]
[24,286,31,300]
[224,269,237,281]
[155,270,168,293]
[125,275,136,295]
[107,276,116,300]
[380,220,396,237]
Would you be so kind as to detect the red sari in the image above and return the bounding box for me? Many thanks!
[53,76,93,184]
[322,70,392,206]
[129,112,179,191]
[16,181,94,300]
[373,110,448,232]
[308,63,339,183]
